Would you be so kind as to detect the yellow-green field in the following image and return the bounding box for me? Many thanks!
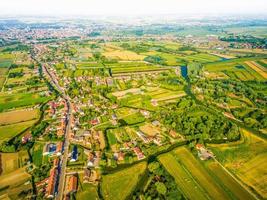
[101,162,147,200]
[0,119,37,144]
[209,129,267,198]
[0,167,31,199]
[0,151,29,175]
[159,152,208,200]
[0,108,39,126]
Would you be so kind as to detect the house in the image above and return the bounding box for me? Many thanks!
[67,175,78,194]
[133,147,145,160]
[56,141,63,156]
[90,118,99,126]
[196,144,214,160]
[169,130,177,138]
[21,133,32,144]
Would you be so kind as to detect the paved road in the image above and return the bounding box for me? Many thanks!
[42,64,73,200]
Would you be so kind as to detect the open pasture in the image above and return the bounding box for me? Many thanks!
[101,162,147,200]
[0,108,39,126]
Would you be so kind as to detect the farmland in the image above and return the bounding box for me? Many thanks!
[0,119,37,144]
[209,129,267,198]
[0,108,39,126]
[159,147,257,200]
[101,162,147,200]
[0,16,266,200]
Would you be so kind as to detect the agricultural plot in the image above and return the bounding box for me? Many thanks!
[0,108,39,126]
[0,167,31,199]
[183,53,221,63]
[159,147,255,200]
[0,92,50,112]
[0,150,29,175]
[32,142,44,167]
[244,61,267,79]
[0,53,14,67]
[102,44,145,61]
[0,68,8,89]
[173,147,231,200]
[204,58,266,81]
[101,162,147,200]
[76,183,99,200]
[114,86,186,109]
[209,129,267,198]
[159,153,209,200]
[0,120,37,144]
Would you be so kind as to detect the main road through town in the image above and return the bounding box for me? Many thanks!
[42,64,73,200]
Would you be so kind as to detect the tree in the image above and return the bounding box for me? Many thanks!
[155,182,167,195]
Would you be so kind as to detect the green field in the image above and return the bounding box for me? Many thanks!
[209,129,267,198]
[0,119,37,144]
[32,142,44,167]
[204,57,266,81]
[159,152,208,200]
[0,92,50,112]
[101,162,147,200]
[76,183,99,200]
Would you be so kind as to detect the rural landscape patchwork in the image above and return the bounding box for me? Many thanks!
[0,1,267,200]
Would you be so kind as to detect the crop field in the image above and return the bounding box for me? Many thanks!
[0,119,37,144]
[32,142,44,167]
[76,183,99,200]
[102,44,145,61]
[114,107,138,118]
[0,92,50,112]
[0,108,39,126]
[0,151,29,175]
[0,167,31,199]
[159,147,256,200]
[206,161,256,200]
[204,58,266,81]
[184,53,221,63]
[159,153,209,200]
[173,147,231,199]
[111,65,169,74]
[101,162,147,200]
[209,129,267,198]
[0,53,14,67]
[0,68,8,88]
[244,61,267,79]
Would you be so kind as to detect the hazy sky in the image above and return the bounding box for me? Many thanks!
[1,0,267,16]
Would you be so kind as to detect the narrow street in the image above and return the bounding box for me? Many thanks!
[42,64,73,200]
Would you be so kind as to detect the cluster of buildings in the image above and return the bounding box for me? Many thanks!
[45,159,59,198]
